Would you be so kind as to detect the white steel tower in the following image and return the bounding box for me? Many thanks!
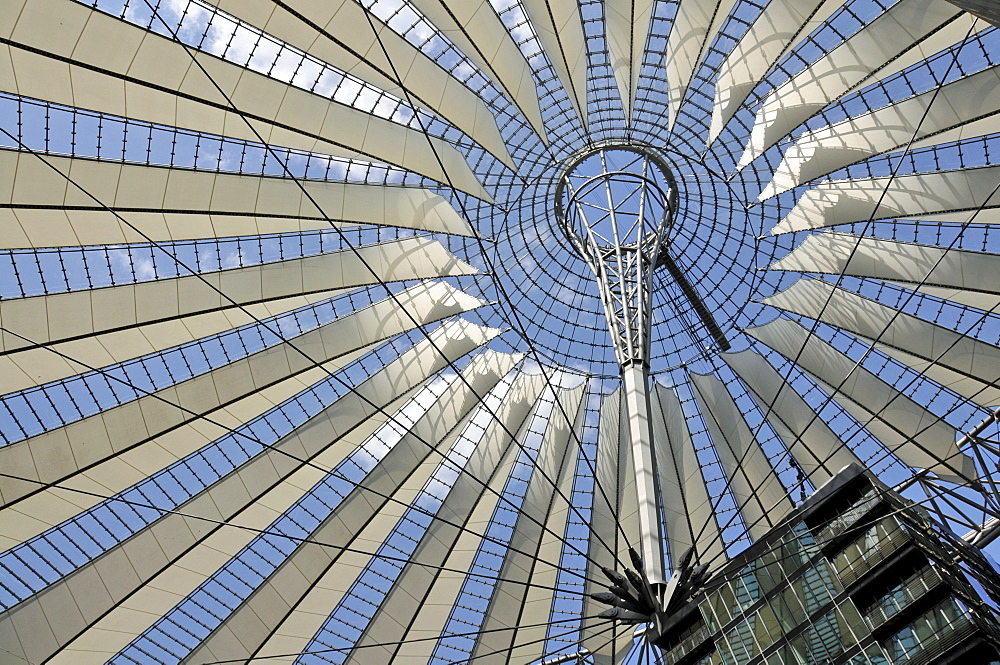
[556,143,679,587]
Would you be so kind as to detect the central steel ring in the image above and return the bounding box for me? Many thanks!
[554,141,679,261]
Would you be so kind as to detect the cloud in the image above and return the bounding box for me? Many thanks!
[172,0,211,42]
[220,249,244,269]
[293,59,324,91]
[333,78,364,106]
[275,312,303,340]
[108,246,158,281]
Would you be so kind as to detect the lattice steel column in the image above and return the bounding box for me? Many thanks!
[556,143,678,586]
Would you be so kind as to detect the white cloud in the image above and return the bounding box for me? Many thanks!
[275,313,303,340]
[314,69,344,98]
[174,0,211,41]
[292,58,324,90]
[203,13,238,56]
[333,78,364,106]
[109,246,159,281]
[409,16,435,43]
[248,35,282,73]
[220,249,244,269]
[224,23,258,64]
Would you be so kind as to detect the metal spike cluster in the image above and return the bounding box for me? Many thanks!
[590,546,711,634]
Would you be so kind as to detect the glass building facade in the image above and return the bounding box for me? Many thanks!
[656,465,1000,665]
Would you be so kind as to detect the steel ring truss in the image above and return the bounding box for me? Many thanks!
[2,0,1000,663]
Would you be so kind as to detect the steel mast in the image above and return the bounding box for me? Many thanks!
[556,143,678,587]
